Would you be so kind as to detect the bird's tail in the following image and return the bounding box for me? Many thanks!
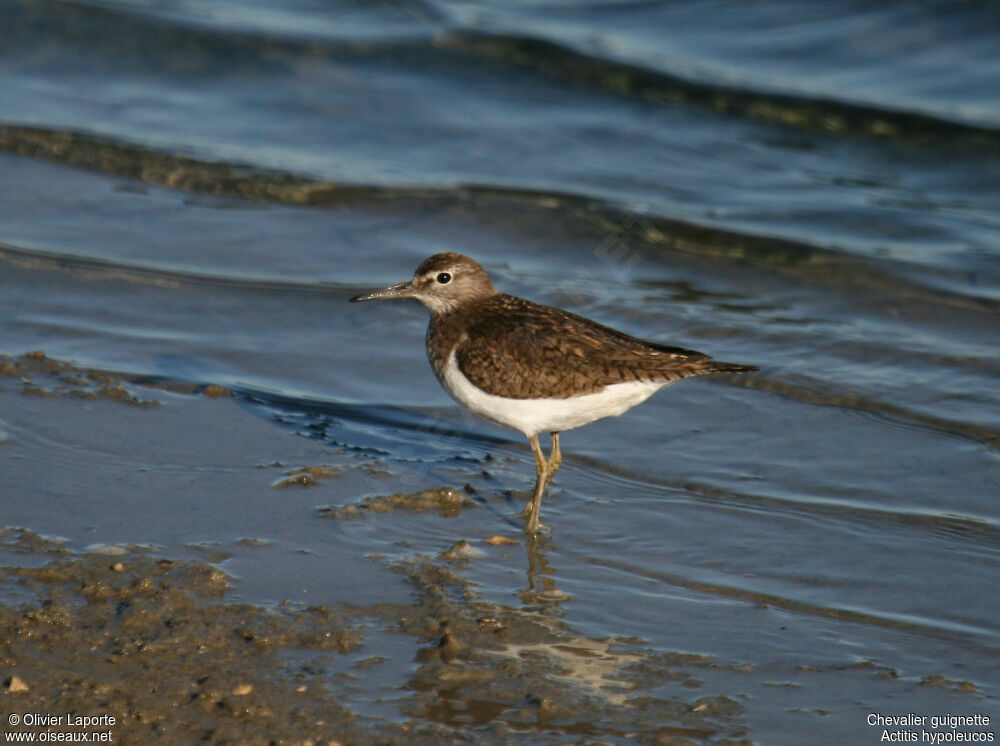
[705,360,758,375]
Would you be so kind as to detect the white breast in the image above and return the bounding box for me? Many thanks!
[438,349,669,436]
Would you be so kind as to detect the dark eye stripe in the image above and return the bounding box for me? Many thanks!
[436,272,452,284]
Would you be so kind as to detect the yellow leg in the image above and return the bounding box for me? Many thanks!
[543,432,561,489]
[523,432,561,534]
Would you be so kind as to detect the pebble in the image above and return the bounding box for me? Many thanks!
[439,540,483,560]
[484,535,518,545]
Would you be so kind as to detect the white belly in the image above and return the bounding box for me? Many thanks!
[439,350,669,436]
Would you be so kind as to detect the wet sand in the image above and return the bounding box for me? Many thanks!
[1,540,757,745]
[2,352,993,745]
[0,353,758,745]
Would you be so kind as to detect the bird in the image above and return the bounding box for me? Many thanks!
[351,253,756,534]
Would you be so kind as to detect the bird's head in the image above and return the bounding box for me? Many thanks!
[350,252,498,314]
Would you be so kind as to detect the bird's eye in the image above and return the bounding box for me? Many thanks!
[436,272,452,284]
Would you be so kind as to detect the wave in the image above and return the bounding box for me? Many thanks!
[3,221,998,459]
[5,0,1000,145]
[2,123,998,317]
[440,30,1000,145]
[0,241,353,293]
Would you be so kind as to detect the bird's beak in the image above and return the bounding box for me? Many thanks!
[350,280,416,302]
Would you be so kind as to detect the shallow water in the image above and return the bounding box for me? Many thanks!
[1,0,998,742]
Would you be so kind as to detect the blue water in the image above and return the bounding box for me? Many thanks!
[1,0,998,743]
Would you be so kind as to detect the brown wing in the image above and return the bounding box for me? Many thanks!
[455,295,729,399]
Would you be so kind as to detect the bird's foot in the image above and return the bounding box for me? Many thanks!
[520,502,551,534]
[523,520,551,536]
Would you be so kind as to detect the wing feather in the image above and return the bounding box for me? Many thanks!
[455,297,715,399]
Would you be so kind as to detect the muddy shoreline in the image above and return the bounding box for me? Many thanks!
[1,353,756,745]
[0,538,752,745]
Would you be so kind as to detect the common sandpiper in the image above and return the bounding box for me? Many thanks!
[351,253,756,534]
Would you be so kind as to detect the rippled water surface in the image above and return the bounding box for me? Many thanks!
[1,0,998,742]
